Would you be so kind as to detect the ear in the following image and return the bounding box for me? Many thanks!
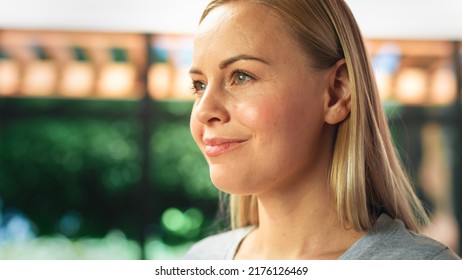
[324,59,351,125]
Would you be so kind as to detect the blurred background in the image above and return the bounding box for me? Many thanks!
[0,0,461,259]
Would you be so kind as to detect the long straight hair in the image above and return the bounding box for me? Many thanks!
[200,0,429,232]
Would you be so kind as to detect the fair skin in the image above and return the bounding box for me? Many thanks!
[189,2,362,259]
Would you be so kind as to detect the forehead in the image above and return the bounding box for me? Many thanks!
[193,2,300,63]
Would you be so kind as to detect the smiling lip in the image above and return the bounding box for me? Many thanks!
[203,137,248,157]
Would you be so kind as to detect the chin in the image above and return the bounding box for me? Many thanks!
[211,178,260,196]
[208,164,262,195]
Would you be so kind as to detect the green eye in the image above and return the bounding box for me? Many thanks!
[233,71,253,85]
[192,81,206,93]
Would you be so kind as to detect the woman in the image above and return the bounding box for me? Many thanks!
[184,0,460,259]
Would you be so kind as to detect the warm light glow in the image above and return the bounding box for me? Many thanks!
[97,63,136,98]
[149,35,193,100]
[430,67,456,105]
[174,66,194,100]
[148,64,173,99]
[395,68,428,105]
[0,60,20,96]
[59,62,95,98]
[22,61,57,96]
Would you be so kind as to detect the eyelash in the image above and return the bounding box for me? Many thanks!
[191,80,206,95]
[230,69,254,85]
[190,69,255,95]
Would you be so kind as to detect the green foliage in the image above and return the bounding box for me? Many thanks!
[0,116,142,238]
[0,99,220,259]
[151,122,216,199]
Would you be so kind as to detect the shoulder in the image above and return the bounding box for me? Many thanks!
[342,214,461,260]
[381,224,460,260]
[182,227,253,260]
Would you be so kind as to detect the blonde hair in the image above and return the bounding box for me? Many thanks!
[200,0,429,232]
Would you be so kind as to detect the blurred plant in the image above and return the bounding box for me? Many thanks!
[0,115,142,238]
[0,100,221,259]
[0,229,142,260]
[151,122,217,199]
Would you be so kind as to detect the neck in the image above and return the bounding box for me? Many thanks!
[235,177,365,260]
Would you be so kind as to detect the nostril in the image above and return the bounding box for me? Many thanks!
[208,116,222,123]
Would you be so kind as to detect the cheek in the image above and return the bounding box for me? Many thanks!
[234,99,282,144]
[240,88,323,146]
[235,102,263,127]
[189,108,202,145]
[235,97,297,159]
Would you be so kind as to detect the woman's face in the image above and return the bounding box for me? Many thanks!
[190,2,333,195]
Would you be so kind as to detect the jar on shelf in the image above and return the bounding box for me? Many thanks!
[148,46,174,100]
[21,45,58,97]
[96,47,136,98]
[148,35,194,100]
[59,46,95,98]
[0,47,21,96]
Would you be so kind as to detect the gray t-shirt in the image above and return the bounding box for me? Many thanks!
[183,214,460,260]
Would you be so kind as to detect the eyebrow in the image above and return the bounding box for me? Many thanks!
[219,54,269,69]
[189,54,269,75]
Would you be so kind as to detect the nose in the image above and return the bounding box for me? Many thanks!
[192,87,230,125]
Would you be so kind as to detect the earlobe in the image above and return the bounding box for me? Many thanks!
[325,90,351,125]
[324,59,351,125]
